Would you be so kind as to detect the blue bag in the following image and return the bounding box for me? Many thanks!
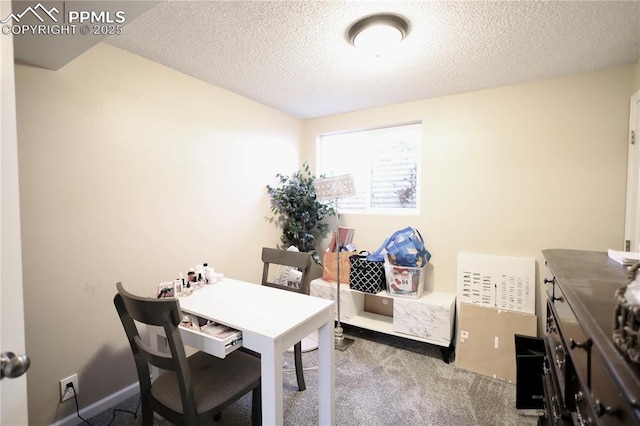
[368,227,431,267]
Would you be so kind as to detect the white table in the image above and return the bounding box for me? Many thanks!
[173,279,335,425]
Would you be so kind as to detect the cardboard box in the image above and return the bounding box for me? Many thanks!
[364,294,393,317]
[455,303,537,383]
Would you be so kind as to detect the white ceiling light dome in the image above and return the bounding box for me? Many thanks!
[347,13,410,56]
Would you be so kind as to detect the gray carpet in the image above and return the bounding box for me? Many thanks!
[85,326,541,425]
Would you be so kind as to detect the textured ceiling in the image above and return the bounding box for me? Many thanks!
[106,0,640,119]
[11,1,157,70]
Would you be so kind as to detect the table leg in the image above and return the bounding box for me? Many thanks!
[260,340,283,425]
[317,320,335,425]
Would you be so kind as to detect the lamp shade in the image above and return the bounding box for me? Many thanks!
[347,14,409,56]
[315,174,356,201]
[353,23,403,54]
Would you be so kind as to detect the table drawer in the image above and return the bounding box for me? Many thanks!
[179,323,242,358]
[591,349,640,425]
[546,302,569,403]
[548,285,590,396]
[542,363,571,425]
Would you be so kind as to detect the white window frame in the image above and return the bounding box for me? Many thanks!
[316,122,422,215]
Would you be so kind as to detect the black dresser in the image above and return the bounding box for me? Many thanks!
[541,249,640,425]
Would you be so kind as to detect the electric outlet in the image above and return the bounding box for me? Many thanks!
[59,374,78,402]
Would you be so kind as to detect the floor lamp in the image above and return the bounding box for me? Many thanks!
[315,174,356,351]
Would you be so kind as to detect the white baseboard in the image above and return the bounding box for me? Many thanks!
[51,382,139,426]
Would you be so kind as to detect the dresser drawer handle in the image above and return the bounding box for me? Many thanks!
[569,338,591,350]
[544,278,554,284]
[551,295,563,302]
[594,399,615,416]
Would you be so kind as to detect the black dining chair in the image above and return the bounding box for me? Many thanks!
[113,282,261,425]
[260,247,313,391]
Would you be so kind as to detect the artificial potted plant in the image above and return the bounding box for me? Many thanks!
[266,162,334,264]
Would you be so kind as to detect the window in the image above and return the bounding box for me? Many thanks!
[317,122,421,214]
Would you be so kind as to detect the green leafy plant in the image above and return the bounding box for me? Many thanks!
[266,162,334,263]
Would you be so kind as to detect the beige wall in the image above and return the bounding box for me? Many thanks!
[15,39,638,424]
[15,43,302,425]
[634,60,640,94]
[304,65,634,325]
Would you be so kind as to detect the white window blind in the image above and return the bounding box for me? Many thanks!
[317,122,421,214]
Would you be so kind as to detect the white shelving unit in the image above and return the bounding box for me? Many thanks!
[310,278,456,361]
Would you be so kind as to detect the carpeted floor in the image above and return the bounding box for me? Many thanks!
[85,326,541,425]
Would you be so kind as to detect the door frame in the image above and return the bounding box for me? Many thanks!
[1,0,29,423]
[625,90,640,251]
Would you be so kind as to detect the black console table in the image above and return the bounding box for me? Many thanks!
[541,249,640,425]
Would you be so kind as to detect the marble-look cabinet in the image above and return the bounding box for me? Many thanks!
[310,278,456,360]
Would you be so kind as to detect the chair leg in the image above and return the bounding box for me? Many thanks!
[294,341,306,391]
[141,401,153,426]
[252,384,262,426]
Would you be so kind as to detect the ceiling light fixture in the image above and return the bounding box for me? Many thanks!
[347,13,409,56]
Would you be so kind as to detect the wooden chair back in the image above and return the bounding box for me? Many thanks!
[261,248,312,295]
[113,282,198,423]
